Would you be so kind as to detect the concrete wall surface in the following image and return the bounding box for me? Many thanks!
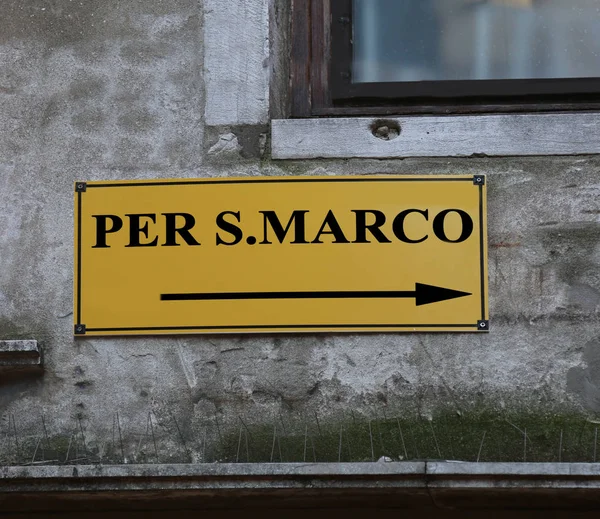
[0,0,599,468]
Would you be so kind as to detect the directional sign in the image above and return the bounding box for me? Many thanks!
[74,175,488,335]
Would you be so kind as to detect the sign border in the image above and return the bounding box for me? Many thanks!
[74,176,488,335]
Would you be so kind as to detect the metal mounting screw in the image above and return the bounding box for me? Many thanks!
[473,175,486,186]
[75,182,87,192]
[74,324,86,335]
[477,320,489,331]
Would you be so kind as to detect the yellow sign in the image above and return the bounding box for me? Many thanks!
[74,176,488,335]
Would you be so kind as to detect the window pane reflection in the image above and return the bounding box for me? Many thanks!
[353,0,600,83]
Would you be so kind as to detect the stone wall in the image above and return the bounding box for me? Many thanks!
[0,0,599,465]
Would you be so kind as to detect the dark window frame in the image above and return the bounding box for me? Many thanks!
[291,0,600,118]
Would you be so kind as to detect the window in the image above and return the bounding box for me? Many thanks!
[291,0,600,116]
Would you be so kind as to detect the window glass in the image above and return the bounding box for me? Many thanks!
[353,0,600,83]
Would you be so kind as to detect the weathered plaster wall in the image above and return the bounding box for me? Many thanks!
[1,0,599,464]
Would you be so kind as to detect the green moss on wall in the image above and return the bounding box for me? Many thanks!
[213,410,600,464]
[2,410,599,465]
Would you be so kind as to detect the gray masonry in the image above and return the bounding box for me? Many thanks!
[1,0,600,475]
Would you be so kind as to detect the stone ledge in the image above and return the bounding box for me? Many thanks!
[0,340,42,369]
[2,462,600,511]
[272,113,600,159]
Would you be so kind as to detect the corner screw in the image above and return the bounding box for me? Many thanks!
[477,320,489,331]
[473,175,486,186]
[75,182,87,192]
[74,324,86,335]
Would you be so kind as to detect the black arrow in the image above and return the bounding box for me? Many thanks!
[161,283,471,306]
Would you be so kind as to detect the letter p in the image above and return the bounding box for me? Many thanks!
[92,215,123,248]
